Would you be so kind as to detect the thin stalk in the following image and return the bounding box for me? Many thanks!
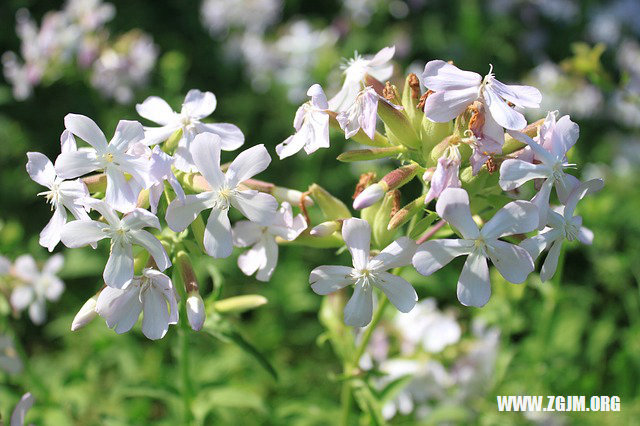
[340,366,353,426]
[179,308,194,424]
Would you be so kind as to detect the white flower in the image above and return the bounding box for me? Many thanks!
[165,133,278,258]
[232,202,307,281]
[412,188,537,307]
[276,84,330,159]
[136,89,244,171]
[499,115,580,229]
[26,149,90,252]
[10,254,65,325]
[521,179,603,281]
[336,86,382,140]
[55,114,153,212]
[422,60,541,130]
[424,145,462,205]
[310,218,417,327]
[329,46,395,112]
[95,268,178,340]
[60,198,170,288]
[11,392,35,426]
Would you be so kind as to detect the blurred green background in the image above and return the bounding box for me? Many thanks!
[1,0,639,424]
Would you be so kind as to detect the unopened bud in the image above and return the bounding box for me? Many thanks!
[381,163,420,190]
[372,190,399,248]
[82,173,107,193]
[310,220,342,237]
[337,146,406,162]
[71,294,99,331]
[353,182,388,210]
[308,183,351,220]
[402,74,423,131]
[186,293,205,331]
[378,100,421,149]
[421,118,453,157]
[273,186,314,207]
[388,194,427,230]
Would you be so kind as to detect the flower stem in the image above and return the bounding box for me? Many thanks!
[179,316,194,425]
[340,367,353,426]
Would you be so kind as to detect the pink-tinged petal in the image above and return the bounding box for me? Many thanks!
[189,132,225,189]
[342,218,372,270]
[412,239,474,276]
[238,240,266,277]
[226,144,271,188]
[105,167,137,213]
[422,60,482,91]
[195,122,245,151]
[104,242,134,288]
[40,206,67,252]
[174,142,198,172]
[232,221,263,247]
[556,173,580,205]
[508,130,556,166]
[563,178,604,218]
[487,79,542,108]
[344,283,374,327]
[96,286,142,334]
[549,115,579,159]
[435,188,480,239]
[498,159,550,191]
[182,89,217,118]
[425,153,461,204]
[375,272,417,313]
[110,120,145,151]
[540,239,563,282]
[142,125,178,145]
[256,236,278,282]
[531,178,553,230]
[61,220,108,248]
[136,96,176,125]
[360,89,379,139]
[54,150,100,179]
[203,208,233,258]
[64,113,108,151]
[129,230,170,271]
[309,265,355,294]
[484,87,527,130]
[165,193,214,232]
[307,83,329,109]
[487,240,534,284]
[481,200,539,239]
[303,111,330,154]
[142,288,170,340]
[353,183,385,210]
[10,286,34,311]
[122,208,160,230]
[520,228,562,260]
[370,237,417,271]
[231,190,278,223]
[423,87,478,122]
[26,152,56,187]
[457,251,491,307]
[10,393,35,426]
[29,298,46,324]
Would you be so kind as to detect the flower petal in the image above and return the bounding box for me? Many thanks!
[43,253,64,275]
[276,134,307,160]
[26,152,56,187]
[481,200,539,239]
[60,220,108,248]
[563,178,604,219]
[110,120,145,151]
[369,237,417,272]
[422,60,482,91]
[540,239,563,282]
[498,159,550,191]
[457,251,491,307]
[203,208,233,258]
[237,240,266,277]
[165,193,214,232]
[256,236,278,282]
[182,89,217,118]
[142,288,170,340]
[549,115,579,159]
[531,178,553,230]
[487,79,542,108]
[64,113,108,151]
[190,132,226,189]
[486,240,534,284]
[105,167,137,213]
[375,272,417,313]
[342,218,371,270]
[10,286,34,311]
[226,144,272,188]
[520,228,562,260]
[54,150,100,179]
[129,229,171,271]
[232,221,263,247]
[104,242,134,288]
[29,299,46,325]
[40,206,67,252]
[96,286,142,334]
[136,96,176,125]
[435,188,480,239]
[195,122,245,151]
[10,393,35,426]
[412,239,474,276]
[230,190,278,223]
[344,283,374,327]
[484,87,527,130]
[122,208,161,230]
[423,87,478,122]
[309,265,355,295]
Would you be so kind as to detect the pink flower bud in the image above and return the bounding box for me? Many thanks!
[353,182,387,210]
[310,220,341,237]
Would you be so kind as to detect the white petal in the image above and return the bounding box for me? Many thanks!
[481,200,539,239]
[182,89,217,118]
[344,283,374,327]
[190,133,225,189]
[237,241,266,277]
[342,218,371,270]
[540,239,563,282]
[29,299,46,325]
[307,83,329,109]
[54,150,100,179]
[303,112,330,154]
[230,190,278,223]
[43,253,64,275]
[122,208,161,230]
[488,79,542,108]
[435,188,480,239]
[578,226,594,245]
[64,113,108,151]
[165,193,214,232]
[255,236,278,282]
[276,134,307,160]
[203,208,233,258]
[563,178,604,219]
[498,159,550,191]
[13,255,38,282]
[129,230,171,271]
[44,276,65,301]
[423,87,478,122]
[531,178,553,230]
[10,286,34,311]
[82,197,120,225]
[96,286,142,334]
[105,167,137,213]
[60,129,77,153]
[110,120,145,151]
[422,60,481,91]
[26,152,56,187]
[104,242,134,288]
[60,220,108,248]
[195,122,244,151]
[368,46,396,68]
[457,251,491,307]
[486,240,534,284]
[555,173,580,205]
[40,206,67,252]
[375,272,417,313]
[412,239,474,276]
[549,115,579,159]
[142,288,170,340]
[142,125,178,145]
[136,96,176,125]
[484,87,527,130]
[10,393,35,426]
[309,265,355,295]
[225,144,271,188]
[369,237,417,271]
[508,130,556,165]
[520,229,562,260]
[232,221,263,247]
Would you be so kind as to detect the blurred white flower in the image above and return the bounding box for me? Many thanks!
[10,254,65,325]
[200,0,282,36]
[0,335,23,375]
[394,298,461,354]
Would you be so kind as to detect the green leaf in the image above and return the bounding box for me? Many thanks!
[351,379,386,426]
[211,295,268,314]
[377,374,412,404]
[409,212,438,239]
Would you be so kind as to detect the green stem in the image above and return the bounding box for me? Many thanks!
[179,314,193,424]
[340,368,353,426]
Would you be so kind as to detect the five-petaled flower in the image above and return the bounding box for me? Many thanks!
[60,198,171,288]
[412,188,538,307]
[95,268,179,340]
[232,202,307,281]
[336,86,400,140]
[165,132,278,258]
[136,89,244,171]
[310,218,418,327]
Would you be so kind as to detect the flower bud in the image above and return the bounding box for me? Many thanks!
[377,100,422,149]
[310,220,342,237]
[308,183,351,220]
[402,73,422,131]
[372,190,399,248]
[212,294,268,314]
[71,294,99,331]
[353,182,388,210]
[388,194,427,230]
[336,146,406,162]
[82,173,107,193]
[421,118,452,158]
[186,292,205,331]
[327,111,391,148]
[273,186,314,207]
[381,163,420,190]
